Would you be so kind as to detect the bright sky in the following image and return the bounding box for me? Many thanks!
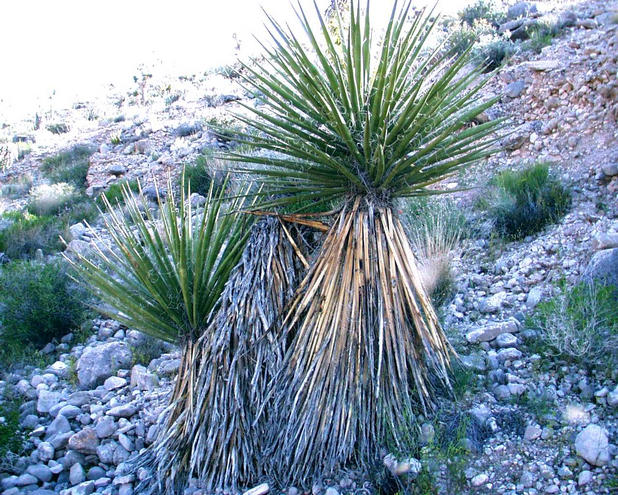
[0,0,472,118]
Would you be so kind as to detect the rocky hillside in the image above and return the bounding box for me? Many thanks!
[0,1,617,494]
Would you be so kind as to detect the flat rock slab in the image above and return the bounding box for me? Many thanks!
[466,319,520,344]
[107,403,138,418]
[523,60,561,71]
[68,428,99,455]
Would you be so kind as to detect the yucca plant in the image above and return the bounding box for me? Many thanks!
[65,176,255,491]
[173,217,308,492]
[66,177,253,343]
[132,217,309,494]
[224,0,504,485]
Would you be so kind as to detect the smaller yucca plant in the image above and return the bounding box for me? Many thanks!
[66,176,253,344]
[66,175,255,494]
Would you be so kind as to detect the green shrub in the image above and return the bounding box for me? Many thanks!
[0,211,63,258]
[46,123,70,134]
[62,199,99,226]
[474,39,516,71]
[130,333,169,367]
[483,162,571,239]
[48,161,89,189]
[41,145,93,190]
[206,117,245,147]
[0,394,26,467]
[459,0,505,28]
[529,281,618,369]
[445,26,477,57]
[0,145,11,171]
[0,174,32,199]
[165,93,181,106]
[447,1,509,65]
[523,22,561,54]
[0,259,89,353]
[97,179,140,207]
[0,199,97,259]
[28,183,78,216]
[182,155,224,197]
[17,143,31,160]
[212,62,242,79]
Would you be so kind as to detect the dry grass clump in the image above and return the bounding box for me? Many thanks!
[530,281,618,369]
[405,199,466,306]
[28,183,78,216]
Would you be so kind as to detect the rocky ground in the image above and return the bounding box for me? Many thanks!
[1,1,617,494]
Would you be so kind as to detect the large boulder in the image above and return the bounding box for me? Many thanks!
[130,365,159,391]
[68,428,99,455]
[574,424,610,466]
[507,1,538,20]
[37,390,61,414]
[76,342,133,388]
[581,248,618,290]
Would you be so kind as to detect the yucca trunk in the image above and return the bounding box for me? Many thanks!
[133,337,203,494]
[269,198,454,485]
[136,217,307,493]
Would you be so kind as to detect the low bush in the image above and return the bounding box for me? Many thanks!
[0,174,33,199]
[523,22,561,54]
[62,199,99,226]
[41,145,93,190]
[0,211,63,258]
[529,281,618,369]
[212,62,243,79]
[482,162,571,239]
[97,179,140,207]
[165,93,181,106]
[445,26,477,58]
[206,117,245,147]
[48,161,89,189]
[182,155,225,197]
[28,183,78,216]
[17,143,31,160]
[46,123,70,134]
[404,198,466,306]
[0,198,97,259]
[129,332,170,367]
[0,259,90,355]
[474,39,516,70]
[0,145,11,171]
[0,393,26,471]
[446,1,509,67]
[459,0,505,28]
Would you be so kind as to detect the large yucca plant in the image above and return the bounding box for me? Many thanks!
[224,0,504,485]
[65,176,255,491]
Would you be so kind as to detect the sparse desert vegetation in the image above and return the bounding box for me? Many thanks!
[0,0,617,494]
[480,162,572,239]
